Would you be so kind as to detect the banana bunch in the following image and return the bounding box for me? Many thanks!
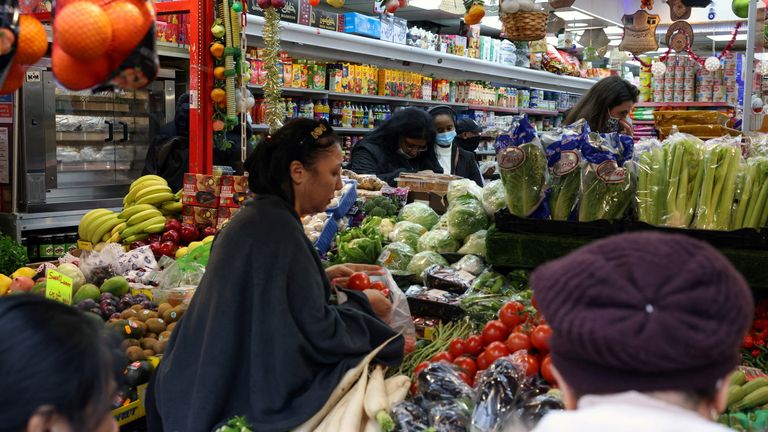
[117,204,168,244]
[124,175,176,207]
[160,189,183,216]
[78,209,125,245]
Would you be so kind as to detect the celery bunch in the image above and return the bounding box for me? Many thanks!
[732,157,768,230]
[693,142,742,230]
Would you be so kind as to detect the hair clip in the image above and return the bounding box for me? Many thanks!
[310,124,327,140]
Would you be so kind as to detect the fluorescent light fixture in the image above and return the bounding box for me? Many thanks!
[607,35,622,39]
[603,26,623,35]
[554,11,594,21]
[567,22,588,27]
[409,0,440,9]
[482,16,502,29]
[707,34,748,42]
[609,39,621,46]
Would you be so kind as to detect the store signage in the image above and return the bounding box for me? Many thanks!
[25,70,40,82]
[45,269,73,305]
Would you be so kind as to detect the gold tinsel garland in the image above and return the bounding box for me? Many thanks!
[263,8,284,133]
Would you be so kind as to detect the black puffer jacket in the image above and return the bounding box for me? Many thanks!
[348,138,443,186]
[452,145,484,187]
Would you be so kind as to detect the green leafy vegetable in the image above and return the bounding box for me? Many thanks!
[549,168,580,221]
[635,141,670,226]
[732,157,768,230]
[499,142,548,217]
[406,251,449,278]
[338,237,383,264]
[447,179,483,204]
[398,202,439,230]
[390,221,427,250]
[363,195,399,217]
[694,140,742,230]
[417,229,459,253]
[377,242,415,272]
[446,196,489,241]
[0,234,28,276]
[662,134,705,227]
[578,162,634,222]
[458,230,487,257]
[480,180,506,216]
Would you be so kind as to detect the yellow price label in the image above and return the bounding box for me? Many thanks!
[45,269,73,305]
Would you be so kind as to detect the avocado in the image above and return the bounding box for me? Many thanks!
[73,284,100,304]
[100,276,130,296]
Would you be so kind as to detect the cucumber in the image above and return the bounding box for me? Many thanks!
[733,387,768,411]
[727,385,748,408]
[730,370,747,387]
[741,377,768,395]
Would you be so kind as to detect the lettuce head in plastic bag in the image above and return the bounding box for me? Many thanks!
[481,180,506,216]
[406,251,449,278]
[390,221,427,250]
[447,196,489,241]
[458,230,487,256]
[377,242,415,273]
[433,213,450,231]
[447,179,483,204]
[495,116,548,217]
[399,202,439,230]
[417,229,459,253]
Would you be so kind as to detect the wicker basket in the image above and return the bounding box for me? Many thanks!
[501,11,548,42]
[548,0,574,8]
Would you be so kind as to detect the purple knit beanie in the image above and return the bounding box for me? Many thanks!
[531,232,754,395]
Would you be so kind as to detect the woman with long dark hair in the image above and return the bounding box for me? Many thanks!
[347,107,441,185]
[427,105,484,186]
[564,76,640,135]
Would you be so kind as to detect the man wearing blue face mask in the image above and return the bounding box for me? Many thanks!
[428,106,484,186]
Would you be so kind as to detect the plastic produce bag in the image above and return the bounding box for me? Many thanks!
[652,133,704,228]
[517,393,565,428]
[452,254,485,276]
[392,402,430,432]
[379,268,417,339]
[634,138,667,226]
[447,178,484,204]
[417,362,474,403]
[417,229,459,253]
[79,243,123,285]
[390,221,428,250]
[481,180,506,216]
[732,157,768,230]
[545,120,589,221]
[399,202,439,230]
[433,212,450,231]
[694,136,744,230]
[429,401,472,432]
[472,356,527,432]
[458,230,487,257]
[377,241,415,273]
[578,133,635,222]
[495,116,548,217]
[447,196,489,241]
[52,0,158,91]
[406,251,449,280]
[423,265,475,294]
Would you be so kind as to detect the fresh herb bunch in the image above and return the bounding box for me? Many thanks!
[0,234,27,276]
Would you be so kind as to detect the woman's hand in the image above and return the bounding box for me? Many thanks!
[325,263,383,281]
[619,119,634,137]
[363,289,392,321]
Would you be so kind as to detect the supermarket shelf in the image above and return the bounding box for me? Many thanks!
[467,105,519,114]
[632,120,656,125]
[520,108,560,116]
[253,124,269,131]
[248,85,329,96]
[157,42,190,59]
[252,124,373,134]
[245,15,595,94]
[154,0,193,13]
[636,102,735,108]
[327,92,468,109]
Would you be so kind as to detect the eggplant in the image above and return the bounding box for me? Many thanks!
[429,401,471,432]
[392,401,430,432]
[471,357,526,432]
[417,362,474,403]
[519,394,565,427]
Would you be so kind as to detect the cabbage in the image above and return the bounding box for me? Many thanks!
[377,242,415,272]
[406,251,449,278]
[399,202,439,230]
[57,263,85,291]
[380,218,396,238]
[458,230,487,256]
[432,213,449,231]
[390,221,427,250]
[447,196,489,241]
[481,180,506,216]
[447,179,483,204]
[451,254,485,275]
[417,229,459,253]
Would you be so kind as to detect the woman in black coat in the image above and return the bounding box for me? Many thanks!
[347,107,442,185]
[427,105,484,187]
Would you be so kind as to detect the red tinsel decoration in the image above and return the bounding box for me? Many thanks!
[630,21,743,68]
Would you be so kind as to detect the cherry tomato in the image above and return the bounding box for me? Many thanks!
[431,351,454,363]
[457,371,474,387]
[541,355,556,384]
[506,332,532,353]
[484,341,510,363]
[381,288,391,298]
[519,353,540,377]
[347,272,371,291]
[531,324,553,352]
[498,301,524,328]
[413,361,430,378]
[449,339,467,358]
[482,320,510,346]
[370,280,387,292]
[453,356,478,377]
[512,324,527,334]
[465,335,484,356]
[531,295,539,311]
[477,351,492,370]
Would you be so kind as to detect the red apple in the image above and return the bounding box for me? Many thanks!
[130,240,148,250]
[149,241,162,257]
[385,0,399,13]
[180,224,200,243]
[159,241,177,257]
[202,226,217,238]
[165,219,182,233]
[162,230,181,244]
[147,234,162,244]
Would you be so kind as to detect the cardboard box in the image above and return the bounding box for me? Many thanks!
[182,205,218,228]
[311,9,341,31]
[392,16,407,44]
[216,206,242,230]
[249,0,311,24]
[343,12,381,39]
[182,173,221,208]
[219,175,250,208]
[380,13,394,42]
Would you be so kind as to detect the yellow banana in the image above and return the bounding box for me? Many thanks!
[136,185,173,202]
[137,192,176,206]
[127,209,164,226]
[90,215,122,245]
[84,212,117,243]
[78,209,111,239]
[118,204,156,221]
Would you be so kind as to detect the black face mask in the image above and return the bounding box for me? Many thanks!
[457,136,482,152]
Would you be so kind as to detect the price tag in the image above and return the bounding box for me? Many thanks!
[45,269,73,305]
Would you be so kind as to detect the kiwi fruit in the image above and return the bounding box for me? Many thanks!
[166,322,177,332]
[126,346,145,361]
[163,306,186,323]
[143,349,155,357]
[146,318,166,334]
[159,331,172,341]
[121,309,139,320]
[130,304,143,311]
[157,303,173,315]
[136,309,155,322]
[121,338,140,351]
[140,338,158,350]
[154,339,168,354]
[132,320,148,335]
[145,332,158,340]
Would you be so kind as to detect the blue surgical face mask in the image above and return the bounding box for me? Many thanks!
[436,130,457,147]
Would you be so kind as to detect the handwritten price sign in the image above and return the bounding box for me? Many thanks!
[46,269,73,305]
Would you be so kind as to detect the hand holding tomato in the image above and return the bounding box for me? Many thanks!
[363,289,392,320]
[325,264,383,281]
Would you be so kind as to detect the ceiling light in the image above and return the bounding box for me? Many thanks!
[567,23,588,27]
[409,0,441,9]
[607,35,622,39]
[482,16,502,30]
[554,11,594,21]
[707,34,748,42]
[603,26,623,35]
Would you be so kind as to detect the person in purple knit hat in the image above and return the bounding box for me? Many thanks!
[530,232,754,432]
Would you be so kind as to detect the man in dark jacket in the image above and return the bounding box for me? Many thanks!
[347,107,442,186]
[428,106,484,186]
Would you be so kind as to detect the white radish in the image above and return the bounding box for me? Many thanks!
[293,334,400,432]
[387,380,411,408]
[364,366,395,431]
[315,388,352,432]
[364,418,380,432]
[384,375,410,396]
[339,365,369,431]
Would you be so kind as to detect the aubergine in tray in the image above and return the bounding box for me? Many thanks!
[417,362,475,404]
[423,265,476,294]
[429,400,472,432]
[471,357,527,432]
[391,401,430,432]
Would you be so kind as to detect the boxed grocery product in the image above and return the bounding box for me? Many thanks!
[182,205,218,229]
[311,9,341,32]
[380,13,394,42]
[216,207,241,230]
[219,175,249,208]
[182,173,221,208]
[344,13,381,39]
[249,0,311,24]
[393,16,407,45]
[307,63,326,90]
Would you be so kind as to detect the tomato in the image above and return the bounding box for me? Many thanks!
[431,351,454,363]
[531,295,539,311]
[506,332,532,353]
[512,324,527,334]
[347,272,371,291]
[540,355,556,384]
[482,320,510,346]
[476,351,492,370]
[498,301,524,328]
[413,361,430,378]
[448,339,467,358]
[519,353,540,377]
[465,335,484,356]
[370,280,387,292]
[485,341,510,363]
[453,356,477,377]
[457,371,474,387]
[531,324,553,352]
[404,336,416,354]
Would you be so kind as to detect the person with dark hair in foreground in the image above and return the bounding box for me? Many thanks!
[146,118,404,432]
[531,232,754,432]
[0,295,121,432]
[564,75,639,136]
[347,107,441,185]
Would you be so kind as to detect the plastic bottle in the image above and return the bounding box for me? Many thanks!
[341,102,351,128]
